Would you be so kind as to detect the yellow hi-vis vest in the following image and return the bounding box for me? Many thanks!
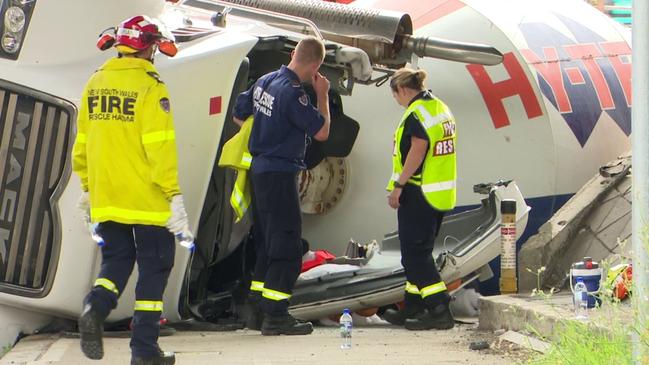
[387,97,457,211]
[218,116,254,221]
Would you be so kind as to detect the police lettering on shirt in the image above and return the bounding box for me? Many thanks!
[87,88,139,122]
[252,86,275,117]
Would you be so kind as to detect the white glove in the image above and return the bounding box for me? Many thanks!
[167,195,189,235]
[77,191,90,223]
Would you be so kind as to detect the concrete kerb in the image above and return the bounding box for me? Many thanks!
[478,294,625,343]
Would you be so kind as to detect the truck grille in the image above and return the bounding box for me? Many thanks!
[0,80,75,297]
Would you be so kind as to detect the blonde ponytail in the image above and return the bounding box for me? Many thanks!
[414,69,427,85]
[390,68,427,92]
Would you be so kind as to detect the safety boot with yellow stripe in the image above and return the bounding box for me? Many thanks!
[383,305,425,326]
[404,302,455,330]
[261,314,313,336]
[382,291,424,326]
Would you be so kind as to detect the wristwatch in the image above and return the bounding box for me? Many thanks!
[393,181,405,189]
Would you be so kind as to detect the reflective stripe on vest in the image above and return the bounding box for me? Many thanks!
[416,106,449,130]
[94,278,119,295]
[230,183,250,220]
[250,280,264,293]
[262,288,291,301]
[241,152,252,168]
[420,282,447,298]
[387,96,457,211]
[405,281,420,295]
[421,180,456,193]
[134,300,164,312]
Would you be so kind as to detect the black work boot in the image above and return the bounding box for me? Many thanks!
[78,304,105,360]
[405,301,455,331]
[261,314,313,336]
[383,293,424,326]
[242,300,264,331]
[131,351,176,365]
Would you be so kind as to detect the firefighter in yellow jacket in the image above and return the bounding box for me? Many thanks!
[383,68,457,331]
[72,16,190,365]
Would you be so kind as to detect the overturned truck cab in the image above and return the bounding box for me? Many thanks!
[0,0,540,347]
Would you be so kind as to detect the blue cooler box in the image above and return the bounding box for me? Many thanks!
[570,257,602,308]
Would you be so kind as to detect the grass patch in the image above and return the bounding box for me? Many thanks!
[0,344,12,359]
[521,241,648,365]
[523,319,633,365]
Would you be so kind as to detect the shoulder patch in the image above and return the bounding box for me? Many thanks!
[160,97,171,113]
[147,71,164,84]
[298,93,309,106]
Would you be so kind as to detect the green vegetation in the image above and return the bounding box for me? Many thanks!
[0,344,12,359]
[524,320,634,365]
[522,236,648,365]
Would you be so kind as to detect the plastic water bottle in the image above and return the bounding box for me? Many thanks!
[176,232,195,252]
[574,277,588,320]
[340,308,352,349]
[88,222,104,247]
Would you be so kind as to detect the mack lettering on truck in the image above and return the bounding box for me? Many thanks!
[0,81,74,296]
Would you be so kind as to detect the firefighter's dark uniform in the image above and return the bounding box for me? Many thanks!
[72,57,179,358]
[386,90,457,329]
[234,65,324,317]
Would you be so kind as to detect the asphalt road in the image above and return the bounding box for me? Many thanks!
[0,323,519,365]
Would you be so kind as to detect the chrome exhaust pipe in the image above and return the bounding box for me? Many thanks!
[215,0,412,43]
[400,35,504,66]
[208,0,503,66]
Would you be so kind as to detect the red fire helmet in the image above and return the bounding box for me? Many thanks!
[115,15,162,51]
[97,15,177,57]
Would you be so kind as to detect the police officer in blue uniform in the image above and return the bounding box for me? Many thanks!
[233,37,331,335]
